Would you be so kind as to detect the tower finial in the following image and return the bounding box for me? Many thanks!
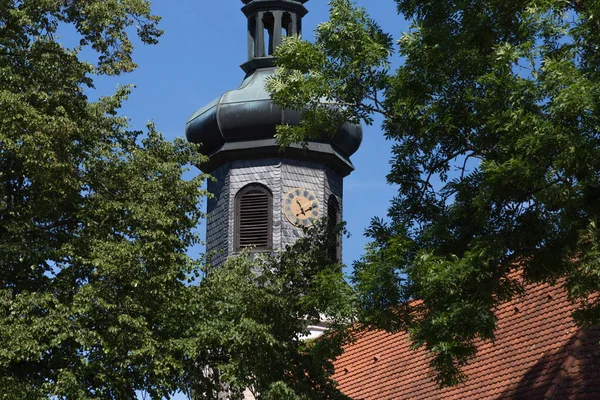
[240,0,308,74]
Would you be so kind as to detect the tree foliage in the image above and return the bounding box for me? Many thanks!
[0,1,358,398]
[0,1,210,398]
[268,0,600,387]
[184,222,354,400]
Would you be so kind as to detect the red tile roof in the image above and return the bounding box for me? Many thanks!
[333,279,600,400]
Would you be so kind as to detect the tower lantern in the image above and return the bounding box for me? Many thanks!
[241,0,307,72]
[186,0,362,267]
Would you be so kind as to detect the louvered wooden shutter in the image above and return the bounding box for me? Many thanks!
[236,186,272,250]
[327,196,340,262]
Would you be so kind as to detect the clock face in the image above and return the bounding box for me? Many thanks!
[283,188,320,227]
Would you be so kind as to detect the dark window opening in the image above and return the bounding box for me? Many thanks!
[262,12,275,55]
[282,12,293,36]
[327,195,341,262]
[236,184,273,251]
[248,15,257,58]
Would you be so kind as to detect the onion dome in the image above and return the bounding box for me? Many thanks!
[185,0,362,176]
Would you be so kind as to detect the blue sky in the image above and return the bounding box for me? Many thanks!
[70,2,409,397]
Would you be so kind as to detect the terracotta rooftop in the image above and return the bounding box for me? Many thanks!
[333,279,600,399]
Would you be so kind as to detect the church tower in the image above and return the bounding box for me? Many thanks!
[186,0,362,266]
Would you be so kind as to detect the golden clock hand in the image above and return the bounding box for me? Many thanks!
[296,206,315,217]
[300,201,313,210]
[296,199,307,215]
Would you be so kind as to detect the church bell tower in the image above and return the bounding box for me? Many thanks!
[186,0,362,266]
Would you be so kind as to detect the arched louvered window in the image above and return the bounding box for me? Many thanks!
[327,195,341,262]
[235,184,273,251]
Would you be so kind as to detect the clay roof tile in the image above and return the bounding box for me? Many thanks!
[333,279,600,400]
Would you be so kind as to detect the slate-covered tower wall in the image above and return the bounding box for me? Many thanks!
[206,159,343,266]
[186,0,361,266]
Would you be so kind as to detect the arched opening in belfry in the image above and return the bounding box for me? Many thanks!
[262,12,275,55]
[327,195,341,263]
[282,12,293,37]
[235,183,273,251]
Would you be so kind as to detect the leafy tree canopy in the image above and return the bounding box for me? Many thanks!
[185,222,354,400]
[0,3,355,398]
[268,0,600,386]
[0,0,208,397]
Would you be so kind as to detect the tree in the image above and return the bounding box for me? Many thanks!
[0,4,355,398]
[183,222,354,400]
[268,0,600,387]
[0,1,210,398]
